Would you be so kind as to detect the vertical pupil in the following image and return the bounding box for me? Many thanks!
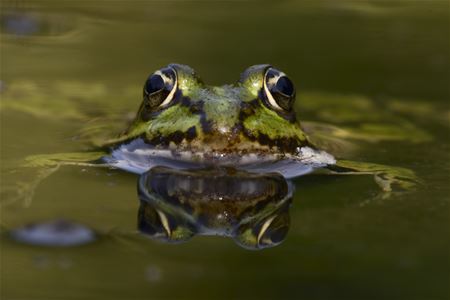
[276,76,294,96]
[146,74,165,94]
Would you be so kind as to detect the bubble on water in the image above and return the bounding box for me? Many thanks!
[10,219,96,247]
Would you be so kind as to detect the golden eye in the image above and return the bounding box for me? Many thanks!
[143,66,177,109]
[263,68,296,111]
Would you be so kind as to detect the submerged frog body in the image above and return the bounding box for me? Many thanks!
[104,64,335,177]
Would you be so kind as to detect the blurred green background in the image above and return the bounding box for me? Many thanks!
[1,1,449,299]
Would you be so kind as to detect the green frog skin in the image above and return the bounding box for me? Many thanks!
[103,64,335,178]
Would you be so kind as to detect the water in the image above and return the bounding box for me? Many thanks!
[1,1,449,299]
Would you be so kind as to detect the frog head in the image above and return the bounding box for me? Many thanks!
[125,64,310,158]
[107,64,335,175]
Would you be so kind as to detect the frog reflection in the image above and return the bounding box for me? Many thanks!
[137,167,293,250]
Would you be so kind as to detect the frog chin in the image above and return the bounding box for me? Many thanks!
[103,138,336,179]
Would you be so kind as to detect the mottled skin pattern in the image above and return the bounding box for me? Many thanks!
[119,64,310,156]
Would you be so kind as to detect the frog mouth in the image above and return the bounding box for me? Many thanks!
[103,138,335,178]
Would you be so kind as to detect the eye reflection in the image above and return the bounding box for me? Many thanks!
[137,167,294,250]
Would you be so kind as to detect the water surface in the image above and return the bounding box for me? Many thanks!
[1,1,449,299]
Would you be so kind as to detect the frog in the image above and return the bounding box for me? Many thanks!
[2,64,423,207]
[101,63,337,177]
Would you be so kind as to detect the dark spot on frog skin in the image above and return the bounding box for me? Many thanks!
[147,126,197,146]
[200,112,214,134]
[242,128,301,154]
[179,97,212,134]
[180,96,192,108]
[239,100,258,121]
[179,98,213,134]
[186,126,197,140]
[228,123,243,144]
[181,97,204,115]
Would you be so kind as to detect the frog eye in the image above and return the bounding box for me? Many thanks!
[143,67,177,109]
[263,68,296,111]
